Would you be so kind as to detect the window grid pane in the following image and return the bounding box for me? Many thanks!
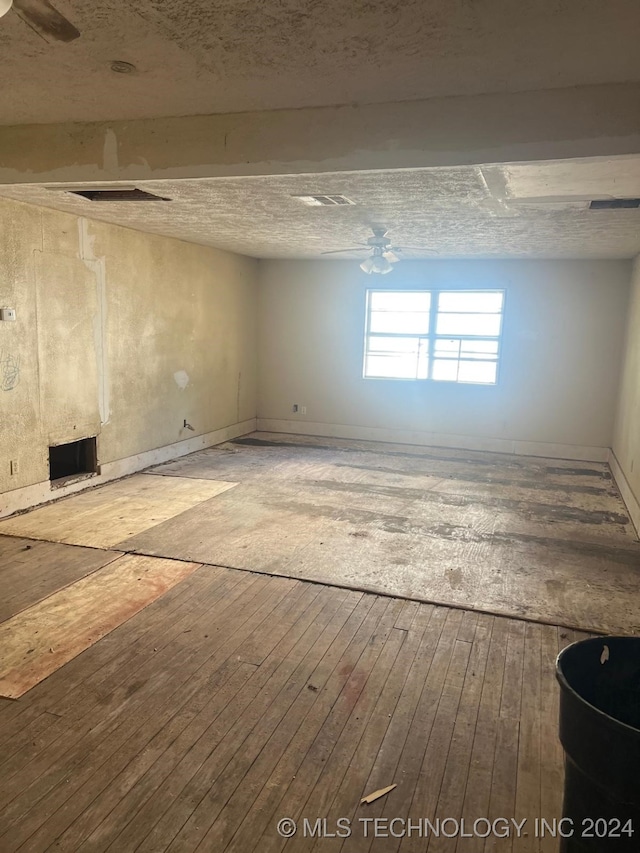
[438,291,504,313]
[436,313,502,337]
[370,310,431,335]
[370,291,431,313]
[365,334,429,379]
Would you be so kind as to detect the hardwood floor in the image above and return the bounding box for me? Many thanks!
[0,562,586,853]
[0,554,201,698]
[0,536,119,623]
[0,432,631,852]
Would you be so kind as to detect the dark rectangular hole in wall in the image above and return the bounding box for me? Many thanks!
[49,437,98,484]
[69,189,171,202]
[589,198,640,209]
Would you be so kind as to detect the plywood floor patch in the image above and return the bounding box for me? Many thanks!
[0,554,201,698]
[0,474,236,549]
[0,535,122,622]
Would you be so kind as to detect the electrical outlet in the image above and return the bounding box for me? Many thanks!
[10,460,18,475]
[301,406,307,415]
[292,404,299,413]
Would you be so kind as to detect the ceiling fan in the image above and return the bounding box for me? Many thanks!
[0,0,81,43]
[321,227,433,274]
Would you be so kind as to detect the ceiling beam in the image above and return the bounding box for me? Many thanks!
[1,83,640,186]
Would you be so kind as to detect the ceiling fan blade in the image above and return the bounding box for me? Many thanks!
[391,246,437,254]
[14,0,81,42]
[320,247,368,255]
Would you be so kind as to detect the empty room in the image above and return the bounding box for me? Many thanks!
[1,1,639,851]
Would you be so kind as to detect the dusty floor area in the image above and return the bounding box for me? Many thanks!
[120,433,640,634]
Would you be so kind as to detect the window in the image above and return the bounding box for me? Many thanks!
[364,289,504,384]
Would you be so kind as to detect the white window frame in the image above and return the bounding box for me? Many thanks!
[363,288,505,385]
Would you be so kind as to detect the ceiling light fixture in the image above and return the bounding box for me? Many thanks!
[360,251,394,275]
[0,0,12,18]
[111,60,137,74]
[322,227,432,273]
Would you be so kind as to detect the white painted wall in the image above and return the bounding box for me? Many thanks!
[613,255,640,528]
[258,259,630,459]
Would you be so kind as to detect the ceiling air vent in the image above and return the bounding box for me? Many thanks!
[292,194,355,207]
[589,198,640,210]
[66,188,171,202]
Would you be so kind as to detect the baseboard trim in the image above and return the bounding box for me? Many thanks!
[256,418,610,462]
[609,450,640,537]
[0,418,257,519]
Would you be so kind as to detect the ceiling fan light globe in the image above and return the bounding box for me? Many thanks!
[370,255,394,274]
[0,0,13,18]
[360,257,376,274]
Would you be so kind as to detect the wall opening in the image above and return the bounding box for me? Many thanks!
[49,437,98,486]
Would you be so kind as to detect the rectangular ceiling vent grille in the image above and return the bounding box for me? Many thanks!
[66,188,171,202]
[589,198,640,210]
[292,194,355,207]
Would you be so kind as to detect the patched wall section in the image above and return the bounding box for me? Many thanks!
[0,197,258,496]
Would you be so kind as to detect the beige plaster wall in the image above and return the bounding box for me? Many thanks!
[613,255,640,504]
[257,259,630,455]
[0,197,258,495]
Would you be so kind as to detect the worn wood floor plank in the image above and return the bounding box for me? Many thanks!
[327,606,437,853]
[0,570,280,812]
[202,599,407,853]
[0,574,298,852]
[0,562,229,736]
[367,609,465,853]
[47,582,328,853]
[0,554,202,698]
[483,619,527,853]
[16,583,327,853]
[539,626,563,853]
[276,600,407,853]
[430,614,492,853]
[457,616,508,853]
[398,634,474,853]
[0,536,121,622]
[99,589,370,853]
[514,623,542,853]
[157,597,397,853]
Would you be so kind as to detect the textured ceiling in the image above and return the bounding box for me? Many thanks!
[1,0,640,124]
[2,157,640,259]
